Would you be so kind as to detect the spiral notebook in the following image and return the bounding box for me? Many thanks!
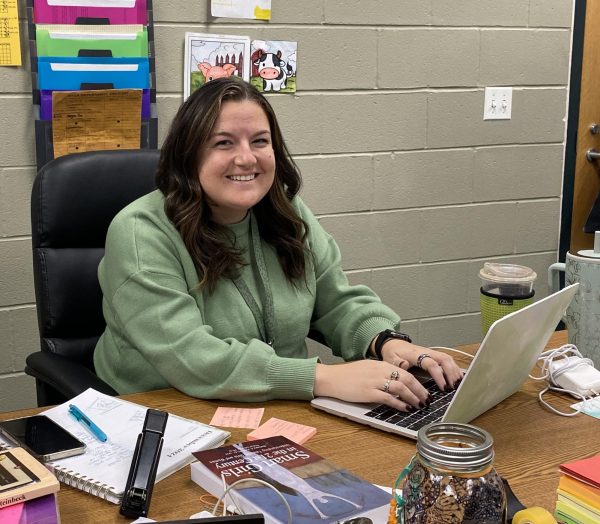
[1,388,230,504]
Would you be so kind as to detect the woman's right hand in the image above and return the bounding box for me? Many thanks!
[313,360,432,411]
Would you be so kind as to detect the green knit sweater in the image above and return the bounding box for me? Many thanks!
[94,190,400,401]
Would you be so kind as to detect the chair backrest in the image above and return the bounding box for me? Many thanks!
[31,149,160,369]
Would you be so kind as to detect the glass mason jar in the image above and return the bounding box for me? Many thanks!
[398,422,506,524]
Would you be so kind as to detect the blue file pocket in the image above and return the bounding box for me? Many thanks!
[38,57,150,90]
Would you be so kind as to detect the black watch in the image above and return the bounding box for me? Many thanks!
[374,329,412,360]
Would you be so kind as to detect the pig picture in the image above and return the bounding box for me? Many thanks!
[184,33,250,100]
[199,62,237,82]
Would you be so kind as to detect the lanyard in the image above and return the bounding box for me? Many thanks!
[232,213,275,347]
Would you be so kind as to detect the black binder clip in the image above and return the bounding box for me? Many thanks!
[120,408,169,518]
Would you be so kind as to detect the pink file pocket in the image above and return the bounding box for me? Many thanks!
[34,0,148,25]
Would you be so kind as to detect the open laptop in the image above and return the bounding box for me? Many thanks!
[311,283,579,440]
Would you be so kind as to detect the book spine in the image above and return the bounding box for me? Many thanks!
[50,464,121,505]
[0,482,59,509]
[0,490,40,509]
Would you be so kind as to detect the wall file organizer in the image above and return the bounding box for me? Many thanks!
[27,0,157,170]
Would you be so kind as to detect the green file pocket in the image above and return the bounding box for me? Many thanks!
[36,25,149,58]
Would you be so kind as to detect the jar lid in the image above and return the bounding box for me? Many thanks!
[417,423,494,470]
[479,262,537,284]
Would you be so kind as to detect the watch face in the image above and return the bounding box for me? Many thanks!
[386,330,411,342]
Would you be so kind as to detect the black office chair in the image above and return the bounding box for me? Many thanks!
[25,149,160,407]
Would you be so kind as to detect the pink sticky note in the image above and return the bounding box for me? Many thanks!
[247,417,317,445]
[210,407,265,429]
[0,503,25,524]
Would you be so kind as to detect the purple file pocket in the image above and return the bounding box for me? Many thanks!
[34,0,148,25]
[39,88,151,120]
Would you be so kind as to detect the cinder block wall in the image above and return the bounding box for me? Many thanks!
[0,0,574,410]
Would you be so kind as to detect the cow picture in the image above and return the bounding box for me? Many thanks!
[253,51,291,92]
[250,40,297,93]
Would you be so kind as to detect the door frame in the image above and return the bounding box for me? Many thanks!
[561,0,588,261]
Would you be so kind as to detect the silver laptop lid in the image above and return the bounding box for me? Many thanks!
[441,283,578,423]
[311,284,578,438]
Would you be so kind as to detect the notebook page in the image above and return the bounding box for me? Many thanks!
[41,388,229,500]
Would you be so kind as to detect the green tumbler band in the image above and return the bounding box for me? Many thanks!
[480,289,535,334]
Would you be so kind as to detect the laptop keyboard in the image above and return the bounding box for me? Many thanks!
[364,379,456,431]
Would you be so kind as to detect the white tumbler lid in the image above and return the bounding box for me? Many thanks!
[479,262,537,284]
[577,231,600,258]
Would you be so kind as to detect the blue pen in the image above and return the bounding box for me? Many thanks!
[68,404,108,442]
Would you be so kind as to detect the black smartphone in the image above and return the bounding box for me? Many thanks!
[0,414,86,462]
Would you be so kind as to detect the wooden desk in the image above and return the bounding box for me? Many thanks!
[2,331,597,523]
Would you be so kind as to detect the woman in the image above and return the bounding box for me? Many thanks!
[94,77,462,411]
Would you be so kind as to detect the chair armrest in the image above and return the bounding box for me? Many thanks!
[25,351,118,400]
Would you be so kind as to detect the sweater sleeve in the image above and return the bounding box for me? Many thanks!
[96,210,317,402]
[295,199,401,360]
[108,271,317,401]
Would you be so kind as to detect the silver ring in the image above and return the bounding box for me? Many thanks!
[382,379,391,393]
[390,370,400,380]
[416,353,434,369]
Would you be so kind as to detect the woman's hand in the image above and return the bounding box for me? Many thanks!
[312,338,463,411]
[314,360,432,412]
[378,339,463,393]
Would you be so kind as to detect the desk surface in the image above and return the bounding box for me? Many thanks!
[3,331,597,523]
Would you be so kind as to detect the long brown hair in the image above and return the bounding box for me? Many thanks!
[156,77,307,292]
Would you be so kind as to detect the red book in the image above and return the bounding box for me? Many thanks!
[560,455,600,489]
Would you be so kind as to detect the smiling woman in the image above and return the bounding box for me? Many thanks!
[197,100,275,225]
[93,77,462,408]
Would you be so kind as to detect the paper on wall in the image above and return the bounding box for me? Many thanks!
[211,0,271,20]
[0,0,21,66]
[183,32,250,100]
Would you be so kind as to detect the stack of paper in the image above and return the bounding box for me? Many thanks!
[556,455,600,524]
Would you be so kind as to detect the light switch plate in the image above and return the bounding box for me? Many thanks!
[483,87,512,120]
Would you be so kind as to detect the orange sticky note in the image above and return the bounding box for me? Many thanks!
[209,407,264,429]
[247,417,317,445]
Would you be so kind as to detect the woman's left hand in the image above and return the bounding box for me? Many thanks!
[379,339,463,392]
